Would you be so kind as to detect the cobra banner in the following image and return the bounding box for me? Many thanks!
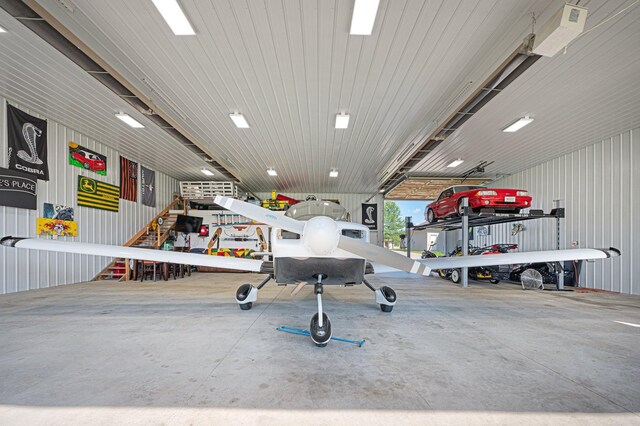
[77,176,120,212]
[0,167,37,210]
[7,104,49,181]
[361,203,378,230]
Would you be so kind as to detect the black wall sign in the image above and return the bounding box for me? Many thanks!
[361,203,378,230]
[0,167,37,210]
[7,104,49,181]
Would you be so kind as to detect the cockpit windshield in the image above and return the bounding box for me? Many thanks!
[285,200,349,221]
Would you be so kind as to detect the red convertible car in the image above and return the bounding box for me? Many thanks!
[71,149,106,172]
[425,185,532,223]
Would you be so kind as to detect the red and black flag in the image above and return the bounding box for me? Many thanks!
[119,156,138,202]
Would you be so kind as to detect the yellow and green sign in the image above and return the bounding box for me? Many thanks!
[77,176,119,212]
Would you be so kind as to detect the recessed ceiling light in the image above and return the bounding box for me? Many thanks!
[350,0,380,35]
[230,113,250,128]
[115,113,144,128]
[151,0,195,35]
[447,159,464,168]
[0,26,7,33]
[335,113,349,129]
[267,168,277,176]
[329,169,339,178]
[503,115,534,132]
[201,168,214,176]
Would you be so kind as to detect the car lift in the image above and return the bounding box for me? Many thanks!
[410,199,570,289]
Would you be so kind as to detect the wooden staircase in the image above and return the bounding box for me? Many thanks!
[94,197,185,281]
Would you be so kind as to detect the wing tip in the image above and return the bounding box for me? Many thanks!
[1,236,25,247]
[600,247,621,258]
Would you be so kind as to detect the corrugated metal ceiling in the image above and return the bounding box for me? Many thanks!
[2,0,638,193]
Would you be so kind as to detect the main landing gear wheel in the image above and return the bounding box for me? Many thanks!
[378,286,396,312]
[310,312,332,347]
[451,269,461,284]
[236,283,258,310]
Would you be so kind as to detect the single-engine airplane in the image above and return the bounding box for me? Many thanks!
[1,195,620,346]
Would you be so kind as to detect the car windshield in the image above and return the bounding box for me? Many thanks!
[453,185,485,192]
[285,200,349,221]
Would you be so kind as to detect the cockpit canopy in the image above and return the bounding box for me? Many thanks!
[285,200,349,221]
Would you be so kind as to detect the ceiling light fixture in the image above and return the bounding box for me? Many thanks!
[201,168,214,176]
[447,159,464,168]
[0,26,7,33]
[151,0,195,35]
[329,169,339,178]
[267,168,277,176]
[230,113,250,128]
[335,113,350,129]
[115,113,144,128]
[502,115,534,132]
[350,0,380,35]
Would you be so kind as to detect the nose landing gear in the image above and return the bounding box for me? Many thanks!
[310,274,332,347]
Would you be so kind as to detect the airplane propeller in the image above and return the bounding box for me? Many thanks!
[214,196,431,275]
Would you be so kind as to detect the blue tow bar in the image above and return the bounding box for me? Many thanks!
[276,326,365,347]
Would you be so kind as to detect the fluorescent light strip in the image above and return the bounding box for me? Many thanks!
[350,0,380,35]
[201,168,214,176]
[152,0,195,35]
[503,116,534,132]
[335,113,349,129]
[329,169,339,178]
[115,113,144,128]
[447,159,464,168]
[230,113,250,128]
[267,168,277,176]
[0,26,7,33]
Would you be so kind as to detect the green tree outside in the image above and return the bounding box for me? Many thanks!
[384,201,405,246]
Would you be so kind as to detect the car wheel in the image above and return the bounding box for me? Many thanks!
[426,208,436,224]
[83,162,90,169]
[457,200,466,217]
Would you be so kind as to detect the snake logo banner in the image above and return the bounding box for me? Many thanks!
[6,104,49,181]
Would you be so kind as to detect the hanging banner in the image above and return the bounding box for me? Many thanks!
[0,167,37,210]
[141,166,156,207]
[7,104,49,180]
[361,203,378,230]
[119,156,138,201]
[77,176,120,212]
[68,142,107,175]
[37,218,78,237]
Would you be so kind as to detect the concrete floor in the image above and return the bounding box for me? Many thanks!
[0,272,639,425]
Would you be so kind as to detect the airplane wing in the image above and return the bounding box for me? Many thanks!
[0,237,264,272]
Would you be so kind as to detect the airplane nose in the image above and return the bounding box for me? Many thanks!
[302,216,340,256]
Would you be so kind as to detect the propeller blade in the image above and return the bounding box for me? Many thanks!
[1,237,264,272]
[214,196,305,234]
[337,236,431,276]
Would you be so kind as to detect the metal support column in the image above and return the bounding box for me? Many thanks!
[461,197,469,288]
[405,216,412,257]
[553,199,564,290]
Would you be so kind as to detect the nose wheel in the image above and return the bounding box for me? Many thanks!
[310,273,332,347]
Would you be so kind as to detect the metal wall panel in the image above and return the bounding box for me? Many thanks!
[0,96,179,295]
[475,127,637,295]
[255,192,384,245]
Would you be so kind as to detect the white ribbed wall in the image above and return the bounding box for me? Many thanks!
[0,97,180,294]
[255,192,384,245]
[476,127,638,295]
